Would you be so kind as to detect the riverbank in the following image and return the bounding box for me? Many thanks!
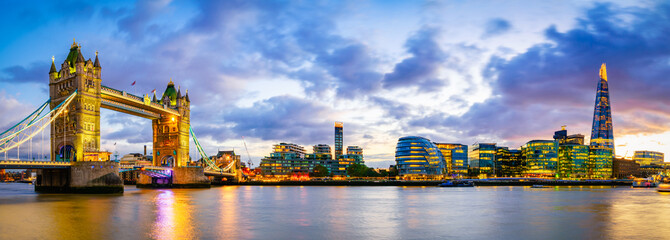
[216,179,633,187]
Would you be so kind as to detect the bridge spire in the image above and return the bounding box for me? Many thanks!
[50,56,57,73]
[93,50,101,68]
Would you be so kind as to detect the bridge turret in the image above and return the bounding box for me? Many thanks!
[49,56,58,81]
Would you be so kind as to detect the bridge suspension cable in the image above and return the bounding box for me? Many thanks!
[0,90,78,154]
[189,126,235,173]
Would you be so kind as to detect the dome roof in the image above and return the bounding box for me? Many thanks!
[162,79,177,106]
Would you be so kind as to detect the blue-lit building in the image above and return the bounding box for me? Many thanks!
[554,128,589,179]
[522,140,558,177]
[395,136,446,179]
[469,143,496,176]
[589,63,614,178]
[435,143,468,176]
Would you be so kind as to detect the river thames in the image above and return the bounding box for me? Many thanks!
[0,184,669,239]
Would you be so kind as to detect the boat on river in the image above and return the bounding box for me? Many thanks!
[632,178,658,188]
[438,181,474,187]
[531,185,550,188]
[657,183,670,192]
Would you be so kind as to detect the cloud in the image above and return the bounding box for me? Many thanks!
[383,28,448,91]
[223,95,334,144]
[0,62,45,84]
[433,2,670,147]
[482,18,512,38]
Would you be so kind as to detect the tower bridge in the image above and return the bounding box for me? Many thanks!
[0,40,240,193]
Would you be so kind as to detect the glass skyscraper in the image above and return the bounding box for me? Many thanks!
[334,122,343,157]
[435,143,468,176]
[395,136,446,179]
[589,63,614,178]
[522,140,558,177]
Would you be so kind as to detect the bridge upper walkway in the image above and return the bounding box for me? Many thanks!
[101,85,180,119]
[0,160,71,169]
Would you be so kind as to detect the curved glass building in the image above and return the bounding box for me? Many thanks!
[395,136,446,178]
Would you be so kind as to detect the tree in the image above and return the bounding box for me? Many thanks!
[347,164,381,177]
[310,165,330,177]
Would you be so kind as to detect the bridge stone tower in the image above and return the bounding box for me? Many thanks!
[153,80,191,167]
[48,40,102,162]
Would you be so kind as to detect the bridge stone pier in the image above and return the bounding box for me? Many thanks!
[35,161,123,193]
[137,167,210,188]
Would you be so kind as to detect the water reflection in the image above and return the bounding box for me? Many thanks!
[1,184,670,239]
[151,190,195,240]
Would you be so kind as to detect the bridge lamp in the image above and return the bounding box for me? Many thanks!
[171,117,175,122]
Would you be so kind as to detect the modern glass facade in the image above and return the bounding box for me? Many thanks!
[557,144,589,179]
[396,136,446,178]
[331,154,364,176]
[259,143,313,177]
[522,140,558,177]
[589,146,613,179]
[334,122,343,157]
[469,143,496,176]
[633,151,664,166]
[435,143,468,175]
[496,147,524,177]
[590,63,615,152]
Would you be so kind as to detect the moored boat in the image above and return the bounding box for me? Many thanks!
[657,183,670,192]
[632,178,658,188]
[531,185,550,188]
[438,181,475,187]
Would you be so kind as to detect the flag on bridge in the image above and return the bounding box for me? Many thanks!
[131,81,136,86]
[151,89,156,94]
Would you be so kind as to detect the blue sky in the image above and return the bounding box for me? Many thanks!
[1,0,668,168]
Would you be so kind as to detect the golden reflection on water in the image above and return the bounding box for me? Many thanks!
[218,186,241,239]
[150,190,195,240]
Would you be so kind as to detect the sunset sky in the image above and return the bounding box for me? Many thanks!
[1,0,668,167]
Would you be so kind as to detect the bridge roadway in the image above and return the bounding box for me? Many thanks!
[0,161,235,178]
[0,160,71,169]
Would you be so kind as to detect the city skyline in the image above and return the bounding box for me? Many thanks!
[1,1,670,168]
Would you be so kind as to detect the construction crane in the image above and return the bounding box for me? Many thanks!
[242,136,253,168]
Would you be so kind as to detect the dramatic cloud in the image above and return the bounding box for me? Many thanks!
[0,62,45,84]
[383,28,448,91]
[432,2,670,148]
[223,95,334,145]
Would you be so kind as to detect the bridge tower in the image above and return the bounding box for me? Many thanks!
[153,80,191,167]
[48,40,102,162]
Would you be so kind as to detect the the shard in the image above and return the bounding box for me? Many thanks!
[589,63,615,153]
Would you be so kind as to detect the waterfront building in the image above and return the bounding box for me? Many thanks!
[633,151,664,166]
[346,146,363,155]
[328,146,364,176]
[638,165,665,178]
[119,153,152,165]
[522,140,558,177]
[435,143,468,176]
[554,127,589,179]
[495,147,524,177]
[395,136,446,179]
[588,63,614,178]
[612,158,640,179]
[259,143,309,177]
[557,144,589,179]
[313,144,332,155]
[212,150,241,169]
[335,122,343,157]
[589,146,613,178]
[469,143,496,176]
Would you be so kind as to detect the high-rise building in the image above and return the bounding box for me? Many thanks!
[633,151,665,166]
[469,143,496,176]
[395,136,446,179]
[589,63,614,178]
[259,143,311,177]
[334,122,343,157]
[435,143,468,176]
[522,140,558,177]
[495,147,524,177]
[590,63,615,151]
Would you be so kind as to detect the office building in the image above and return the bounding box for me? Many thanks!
[633,151,664,166]
[395,136,446,179]
[435,143,468,175]
[469,143,496,176]
[496,147,524,177]
[522,140,558,177]
[589,63,614,178]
